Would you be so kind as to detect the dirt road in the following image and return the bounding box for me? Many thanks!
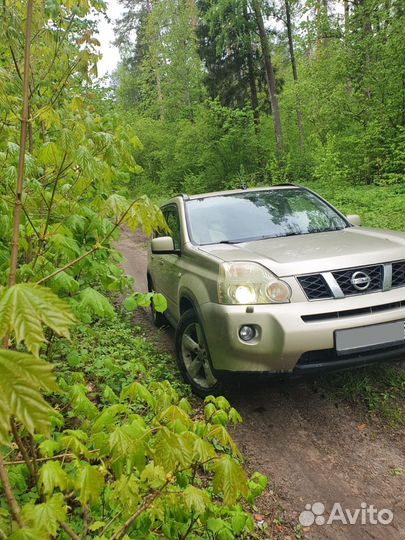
[118,229,405,540]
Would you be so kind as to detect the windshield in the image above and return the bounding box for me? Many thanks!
[185,188,349,245]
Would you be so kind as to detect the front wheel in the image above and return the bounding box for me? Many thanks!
[175,309,223,397]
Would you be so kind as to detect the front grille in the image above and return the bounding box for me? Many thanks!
[332,264,382,295]
[392,261,405,288]
[301,300,405,323]
[297,274,332,300]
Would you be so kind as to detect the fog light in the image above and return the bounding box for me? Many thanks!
[239,325,255,342]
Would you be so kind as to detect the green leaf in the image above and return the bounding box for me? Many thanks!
[192,437,216,462]
[38,141,62,167]
[92,404,128,432]
[207,517,227,534]
[178,397,192,414]
[248,471,268,498]
[88,521,106,532]
[231,512,248,535]
[211,410,228,426]
[183,485,209,513]
[140,462,166,489]
[38,461,68,495]
[8,528,46,540]
[212,455,249,505]
[120,382,156,409]
[21,493,67,537]
[215,396,231,411]
[110,474,141,518]
[78,287,115,319]
[75,464,104,504]
[154,427,192,472]
[228,407,242,424]
[38,439,61,457]
[60,434,91,458]
[123,294,137,311]
[0,284,75,356]
[204,403,216,420]
[207,424,241,458]
[69,384,98,419]
[0,350,57,444]
[49,271,79,294]
[103,384,118,403]
[152,293,167,313]
[109,420,145,461]
[158,405,192,428]
[48,234,81,258]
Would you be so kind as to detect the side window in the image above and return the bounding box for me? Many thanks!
[163,207,181,250]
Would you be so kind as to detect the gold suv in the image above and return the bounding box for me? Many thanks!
[147,185,405,395]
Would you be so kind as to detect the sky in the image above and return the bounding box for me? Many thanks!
[94,0,123,78]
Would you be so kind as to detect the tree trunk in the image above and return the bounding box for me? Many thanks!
[343,0,350,36]
[251,0,283,154]
[147,0,165,120]
[243,5,259,127]
[188,0,198,31]
[8,0,33,287]
[285,0,304,148]
[0,0,33,526]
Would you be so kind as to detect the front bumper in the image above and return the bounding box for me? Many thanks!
[200,288,405,372]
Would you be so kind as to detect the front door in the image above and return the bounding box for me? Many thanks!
[151,204,182,318]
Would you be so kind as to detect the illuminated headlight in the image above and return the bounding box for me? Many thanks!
[218,262,292,305]
[234,285,256,304]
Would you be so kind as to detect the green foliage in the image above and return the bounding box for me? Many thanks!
[320,364,405,428]
[113,0,404,206]
[21,494,67,538]
[1,313,267,539]
[124,291,167,313]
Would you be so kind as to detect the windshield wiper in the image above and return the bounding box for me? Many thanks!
[203,228,344,246]
[218,238,246,244]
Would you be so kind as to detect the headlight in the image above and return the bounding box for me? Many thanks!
[218,262,292,304]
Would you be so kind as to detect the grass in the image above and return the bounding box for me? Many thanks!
[303,180,405,231]
[319,363,405,428]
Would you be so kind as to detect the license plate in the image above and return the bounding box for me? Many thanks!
[335,321,405,356]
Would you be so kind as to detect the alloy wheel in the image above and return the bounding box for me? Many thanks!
[181,322,217,388]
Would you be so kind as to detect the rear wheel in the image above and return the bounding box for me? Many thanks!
[175,309,222,397]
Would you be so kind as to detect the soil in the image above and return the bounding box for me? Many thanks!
[117,228,405,540]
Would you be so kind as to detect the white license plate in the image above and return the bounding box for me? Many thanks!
[335,321,405,356]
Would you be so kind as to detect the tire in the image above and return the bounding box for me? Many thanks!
[175,308,223,397]
[147,277,166,328]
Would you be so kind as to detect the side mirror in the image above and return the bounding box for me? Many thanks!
[347,214,362,226]
[151,236,175,254]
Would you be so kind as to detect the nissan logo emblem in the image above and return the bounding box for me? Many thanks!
[351,271,371,291]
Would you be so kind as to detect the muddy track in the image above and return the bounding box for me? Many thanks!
[118,229,405,540]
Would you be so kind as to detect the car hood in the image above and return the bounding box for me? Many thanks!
[198,227,405,277]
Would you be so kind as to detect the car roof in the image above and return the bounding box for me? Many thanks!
[163,184,301,206]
